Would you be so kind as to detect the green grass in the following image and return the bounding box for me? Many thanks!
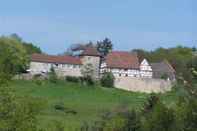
[9,80,182,130]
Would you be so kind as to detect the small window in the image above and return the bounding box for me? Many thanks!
[119,74,121,77]
[126,74,128,77]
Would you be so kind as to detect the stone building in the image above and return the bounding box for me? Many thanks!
[29,48,175,81]
[79,47,101,79]
[28,48,176,93]
[29,47,101,78]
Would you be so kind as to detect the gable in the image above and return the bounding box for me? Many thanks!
[140,59,149,66]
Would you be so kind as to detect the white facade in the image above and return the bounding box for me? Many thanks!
[101,59,153,78]
[139,59,153,78]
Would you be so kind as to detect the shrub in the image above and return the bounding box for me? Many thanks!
[80,76,95,86]
[65,76,95,86]
[143,93,159,113]
[143,102,177,131]
[84,76,95,86]
[100,72,115,88]
[32,74,44,85]
[54,103,65,112]
[48,67,58,83]
[54,102,77,115]
[65,76,80,83]
[161,73,168,80]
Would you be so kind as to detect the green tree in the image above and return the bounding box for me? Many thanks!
[143,102,177,131]
[101,72,115,88]
[97,38,113,56]
[23,42,42,55]
[0,35,40,131]
[176,98,197,131]
[0,71,40,131]
[0,36,29,76]
[10,33,42,55]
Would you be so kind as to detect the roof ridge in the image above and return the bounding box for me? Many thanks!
[31,53,82,65]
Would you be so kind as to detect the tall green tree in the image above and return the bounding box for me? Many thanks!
[0,36,29,76]
[97,38,113,56]
[0,36,40,130]
[23,42,42,55]
[10,33,42,55]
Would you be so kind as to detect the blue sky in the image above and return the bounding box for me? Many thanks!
[0,0,196,54]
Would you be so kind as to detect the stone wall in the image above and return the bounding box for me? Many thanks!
[55,68,82,78]
[115,77,172,93]
[29,62,82,77]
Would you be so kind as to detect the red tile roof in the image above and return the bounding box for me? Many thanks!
[31,53,82,65]
[81,47,101,56]
[105,51,140,69]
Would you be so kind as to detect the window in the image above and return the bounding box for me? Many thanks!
[119,74,121,77]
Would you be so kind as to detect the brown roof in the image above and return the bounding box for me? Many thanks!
[81,47,100,56]
[151,60,176,73]
[150,60,176,80]
[105,51,140,69]
[31,53,82,65]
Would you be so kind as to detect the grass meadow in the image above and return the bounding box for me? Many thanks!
[9,80,183,130]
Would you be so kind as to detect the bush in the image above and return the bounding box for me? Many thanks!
[54,102,77,115]
[32,74,44,86]
[143,102,177,131]
[100,72,115,88]
[65,76,80,83]
[48,67,58,83]
[161,73,168,80]
[83,76,95,86]
[143,93,159,113]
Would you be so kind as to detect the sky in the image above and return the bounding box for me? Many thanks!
[0,0,196,54]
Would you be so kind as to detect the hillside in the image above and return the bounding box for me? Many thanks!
[9,80,183,130]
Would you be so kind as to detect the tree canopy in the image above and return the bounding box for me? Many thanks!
[10,33,42,55]
[0,36,29,77]
[97,38,113,57]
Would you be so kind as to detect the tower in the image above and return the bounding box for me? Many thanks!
[80,47,101,79]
